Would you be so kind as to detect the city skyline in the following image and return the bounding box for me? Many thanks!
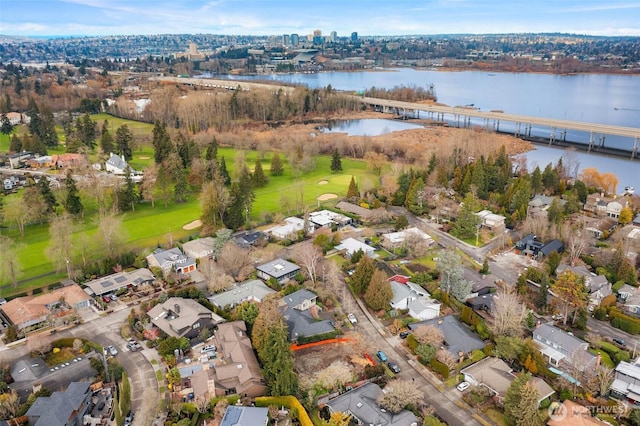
[2,0,640,38]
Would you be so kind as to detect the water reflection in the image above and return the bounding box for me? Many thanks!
[319,119,423,136]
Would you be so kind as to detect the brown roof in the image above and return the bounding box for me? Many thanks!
[1,284,91,326]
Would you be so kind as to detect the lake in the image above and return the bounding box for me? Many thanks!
[320,118,423,136]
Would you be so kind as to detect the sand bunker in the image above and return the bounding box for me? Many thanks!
[318,180,329,185]
[317,193,338,201]
[138,156,151,160]
[183,219,202,230]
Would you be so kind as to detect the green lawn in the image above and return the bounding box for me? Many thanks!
[2,140,375,293]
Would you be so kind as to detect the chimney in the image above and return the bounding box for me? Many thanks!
[595,352,601,370]
[174,304,180,314]
[536,321,541,328]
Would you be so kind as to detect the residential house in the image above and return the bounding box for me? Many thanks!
[556,264,611,308]
[256,258,300,284]
[335,200,388,223]
[326,382,419,426]
[476,210,506,232]
[624,291,640,315]
[220,406,269,426]
[389,279,440,321]
[147,297,224,339]
[335,237,375,258]
[210,321,267,397]
[105,152,135,175]
[461,357,554,406]
[584,193,611,215]
[5,112,29,126]
[610,361,640,406]
[515,234,563,258]
[267,217,311,240]
[27,155,53,169]
[83,268,155,297]
[8,151,34,169]
[533,323,594,369]
[26,381,92,426]
[381,227,434,250]
[618,284,638,302]
[547,400,611,426]
[233,230,266,248]
[606,200,624,219]
[182,237,215,260]
[52,153,85,169]
[584,217,617,239]
[309,209,352,229]
[408,315,485,358]
[280,289,334,342]
[146,247,197,275]
[0,284,92,331]
[538,239,565,259]
[209,279,276,309]
[528,195,566,220]
[466,293,496,313]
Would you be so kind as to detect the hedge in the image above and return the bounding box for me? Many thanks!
[611,316,640,335]
[429,358,450,379]
[599,342,620,357]
[296,330,341,345]
[255,396,312,426]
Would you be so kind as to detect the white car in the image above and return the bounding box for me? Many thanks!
[347,313,357,324]
[107,345,118,356]
[457,381,470,392]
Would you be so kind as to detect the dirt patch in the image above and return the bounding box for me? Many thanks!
[317,193,338,201]
[182,219,202,230]
[318,180,329,185]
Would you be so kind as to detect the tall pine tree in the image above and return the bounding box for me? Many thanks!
[330,148,343,172]
[118,167,137,212]
[100,120,114,154]
[63,171,83,216]
[270,152,284,176]
[38,178,58,214]
[115,124,133,161]
[252,159,268,188]
[219,156,231,186]
[152,121,173,164]
[346,176,359,201]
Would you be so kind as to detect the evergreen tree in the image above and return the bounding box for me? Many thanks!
[427,152,437,175]
[151,121,173,164]
[238,167,256,223]
[270,152,284,176]
[38,106,58,148]
[252,159,268,188]
[173,168,188,204]
[364,269,393,311]
[261,325,298,396]
[392,171,413,205]
[0,113,13,135]
[100,120,114,154]
[219,156,231,186]
[346,176,359,201]
[350,255,375,294]
[503,372,540,426]
[405,176,426,215]
[175,133,198,169]
[75,113,96,149]
[115,124,133,161]
[118,167,137,212]
[530,166,543,195]
[330,148,343,172]
[27,97,41,137]
[38,178,58,214]
[451,192,481,239]
[205,138,218,161]
[9,134,22,152]
[223,182,246,230]
[542,163,559,194]
[63,171,83,216]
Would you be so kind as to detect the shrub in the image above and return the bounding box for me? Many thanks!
[406,334,418,352]
[594,307,607,321]
[615,351,631,364]
[429,357,450,379]
[255,396,312,426]
[483,343,495,356]
[601,294,618,308]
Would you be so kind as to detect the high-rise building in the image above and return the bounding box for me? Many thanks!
[351,32,358,42]
[283,34,290,46]
[290,34,299,46]
[330,31,337,42]
[313,29,323,45]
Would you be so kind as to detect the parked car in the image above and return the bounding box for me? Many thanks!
[126,341,141,351]
[457,381,470,392]
[387,361,401,373]
[102,295,111,303]
[613,338,626,347]
[347,313,357,324]
[107,345,118,356]
[124,412,134,426]
[109,294,118,301]
[201,345,216,353]
[376,350,387,362]
[399,331,410,339]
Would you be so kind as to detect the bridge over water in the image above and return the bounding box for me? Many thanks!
[360,97,640,158]
[150,76,640,158]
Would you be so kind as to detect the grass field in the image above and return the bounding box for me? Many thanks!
[1,115,376,293]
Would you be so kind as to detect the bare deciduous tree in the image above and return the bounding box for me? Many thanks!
[47,213,75,277]
[140,164,157,208]
[490,287,527,337]
[436,348,458,370]
[315,360,353,390]
[413,325,444,347]
[404,230,431,258]
[207,271,234,294]
[294,244,323,284]
[584,364,614,397]
[27,334,52,357]
[376,379,423,414]
[217,242,252,281]
[562,222,592,266]
[97,209,126,259]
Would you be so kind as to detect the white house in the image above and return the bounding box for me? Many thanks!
[381,227,434,250]
[267,217,312,240]
[309,210,352,228]
[335,237,375,258]
[389,278,440,321]
[182,237,215,259]
[476,210,506,232]
[606,201,624,219]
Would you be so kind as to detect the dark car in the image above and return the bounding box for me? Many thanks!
[613,338,626,347]
[399,331,410,339]
[387,361,401,373]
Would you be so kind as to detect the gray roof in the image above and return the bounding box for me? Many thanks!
[27,382,90,426]
[533,323,586,354]
[281,289,334,341]
[106,152,132,173]
[221,406,268,426]
[390,280,413,306]
[84,268,155,296]
[615,361,640,381]
[408,315,485,356]
[283,289,316,308]
[256,258,300,279]
[326,382,419,426]
[209,280,276,308]
[147,247,196,271]
[148,297,224,337]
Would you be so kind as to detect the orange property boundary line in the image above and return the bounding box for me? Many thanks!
[290,337,356,351]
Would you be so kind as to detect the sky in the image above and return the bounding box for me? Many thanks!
[1,0,640,38]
